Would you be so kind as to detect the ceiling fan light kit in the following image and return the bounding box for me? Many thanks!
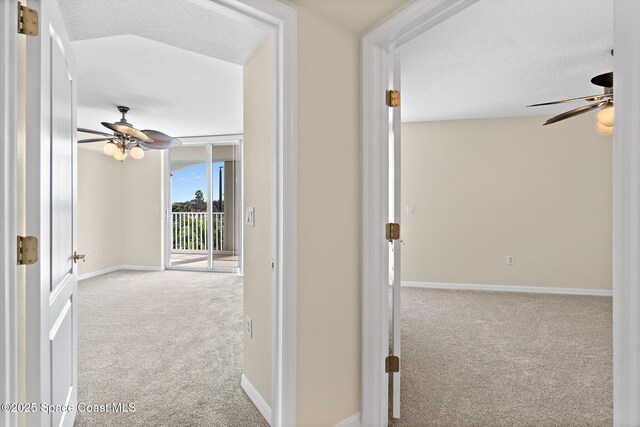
[597,102,614,127]
[527,71,614,136]
[78,106,182,161]
[597,121,613,136]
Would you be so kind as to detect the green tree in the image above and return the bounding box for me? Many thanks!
[193,190,206,212]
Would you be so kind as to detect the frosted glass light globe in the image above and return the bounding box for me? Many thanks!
[596,122,613,136]
[130,145,145,160]
[103,142,118,156]
[113,150,127,161]
[597,103,614,127]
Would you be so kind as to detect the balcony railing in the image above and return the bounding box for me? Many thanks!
[172,212,224,252]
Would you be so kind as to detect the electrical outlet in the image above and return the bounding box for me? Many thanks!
[506,255,514,265]
[245,316,253,338]
[92,247,98,255]
[406,205,414,215]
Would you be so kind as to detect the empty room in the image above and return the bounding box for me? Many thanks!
[387,0,613,425]
[58,0,276,425]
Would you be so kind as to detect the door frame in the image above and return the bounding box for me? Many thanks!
[2,0,297,426]
[164,134,244,274]
[361,0,640,426]
[0,1,18,427]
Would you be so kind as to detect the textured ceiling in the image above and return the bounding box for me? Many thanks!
[58,0,269,65]
[288,0,414,34]
[74,35,243,138]
[399,0,614,122]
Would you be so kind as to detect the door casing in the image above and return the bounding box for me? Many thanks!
[0,2,18,427]
[361,0,640,426]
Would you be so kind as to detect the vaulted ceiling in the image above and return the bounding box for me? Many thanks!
[59,0,271,139]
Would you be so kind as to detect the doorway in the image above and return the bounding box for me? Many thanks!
[8,1,297,426]
[362,0,640,426]
[166,138,243,273]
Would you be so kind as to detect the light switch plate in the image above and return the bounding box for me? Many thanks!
[246,207,255,227]
[245,316,253,337]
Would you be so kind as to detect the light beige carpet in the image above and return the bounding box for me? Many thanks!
[390,288,612,427]
[75,270,268,427]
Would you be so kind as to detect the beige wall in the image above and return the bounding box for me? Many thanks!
[122,151,165,267]
[77,148,124,273]
[284,5,363,425]
[77,148,164,275]
[401,114,613,290]
[243,38,273,404]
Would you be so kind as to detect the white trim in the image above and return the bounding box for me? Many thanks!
[334,413,362,427]
[613,1,640,425]
[114,265,165,272]
[241,374,272,426]
[77,266,122,281]
[362,0,638,426]
[402,281,613,297]
[0,1,18,426]
[77,265,165,281]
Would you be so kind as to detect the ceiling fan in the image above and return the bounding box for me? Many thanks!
[527,71,614,135]
[78,106,183,161]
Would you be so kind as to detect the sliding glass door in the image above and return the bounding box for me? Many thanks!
[167,139,242,272]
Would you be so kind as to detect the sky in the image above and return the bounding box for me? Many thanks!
[171,162,225,203]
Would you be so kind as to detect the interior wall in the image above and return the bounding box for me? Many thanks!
[77,148,164,276]
[242,37,273,406]
[280,4,363,425]
[401,114,613,290]
[121,150,165,267]
[77,148,124,274]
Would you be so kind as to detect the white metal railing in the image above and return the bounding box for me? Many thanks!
[172,212,224,252]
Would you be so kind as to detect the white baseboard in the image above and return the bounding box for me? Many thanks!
[77,265,122,281]
[78,265,164,281]
[334,412,361,427]
[401,281,612,297]
[241,374,271,426]
[119,265,164,272]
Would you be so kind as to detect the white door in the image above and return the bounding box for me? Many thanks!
[389,55,402,420]
[24,1,78,426]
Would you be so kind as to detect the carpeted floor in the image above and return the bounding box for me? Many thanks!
[75,270,268,427]
[390,288,613,427]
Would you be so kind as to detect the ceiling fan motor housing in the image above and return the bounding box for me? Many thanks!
[116,105,132,127]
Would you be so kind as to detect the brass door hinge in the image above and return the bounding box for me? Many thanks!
[385,355,400,373]
[18,2,38,36]
[17,236,38,265]
[386,223,400,241]
[386,90,400,107]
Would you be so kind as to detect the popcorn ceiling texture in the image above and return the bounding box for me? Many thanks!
[58,0,269,65]
[399,0,614,122]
